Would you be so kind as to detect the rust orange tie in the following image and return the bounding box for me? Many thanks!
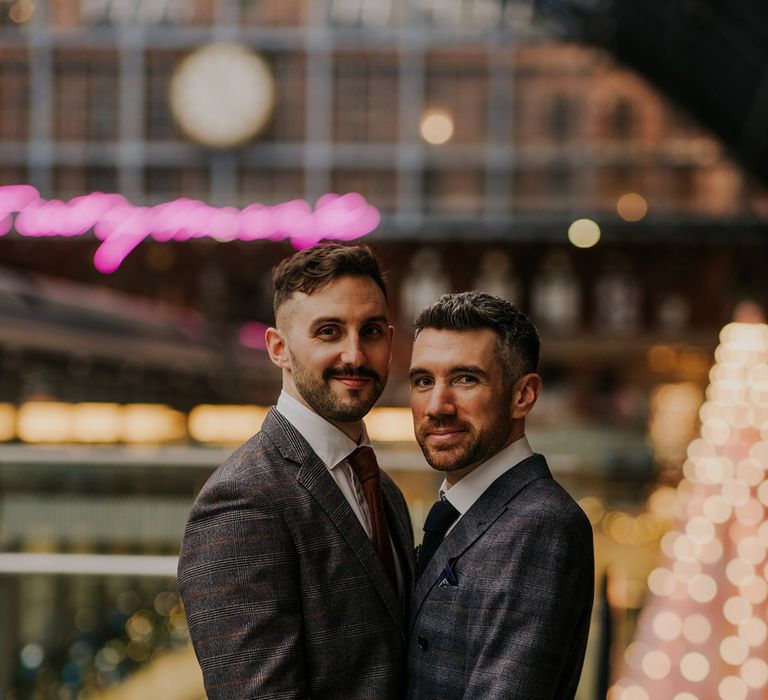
[348,446,398,587]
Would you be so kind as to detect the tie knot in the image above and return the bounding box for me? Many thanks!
[423,498,460,537]
[348,446,380,482]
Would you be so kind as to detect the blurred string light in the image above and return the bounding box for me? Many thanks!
[16,402,185,444]
[1,403,416,445]
[648,345,678,373]
[420,108,454,145]
[567,218,601,248]
[188,405,269,444]
[0,403,14,441]
[577,490,677,552]
[612,319,768,699]
[188,404,414,444]
[649,383,703,464]
[647,345,711,377]
[0,185,381,273]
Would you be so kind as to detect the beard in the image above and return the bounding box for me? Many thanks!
[416,400,513,474]
[290,353,386,422]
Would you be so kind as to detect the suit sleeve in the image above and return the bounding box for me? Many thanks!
[463,505,594,700]
[178,476,307,700]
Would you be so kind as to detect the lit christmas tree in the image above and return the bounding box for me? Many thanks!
[612,308,768,700]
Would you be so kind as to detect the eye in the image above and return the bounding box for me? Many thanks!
[317,326,340,339]
[361,323,384,338]
[454,374,478,385]
[410,376,433,389]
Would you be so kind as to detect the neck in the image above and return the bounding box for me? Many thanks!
[444,465,477,488]
[330,418,364,442]
[444,426,525,488]
[282,384,364,442]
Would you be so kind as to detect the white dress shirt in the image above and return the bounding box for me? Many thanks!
[276,390,375,535]
[441,435,534,534]
[275,391,403,589]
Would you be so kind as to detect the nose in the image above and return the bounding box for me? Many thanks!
[425,382,456,419]
[340,334,365,367]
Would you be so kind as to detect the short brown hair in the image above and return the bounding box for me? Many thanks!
[414,291,540,376]
[272,243,387,317]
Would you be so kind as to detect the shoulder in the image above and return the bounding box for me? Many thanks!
[180,428,302,553]
[503,473,593,555]
[191,423,301,509]
[528,476,589,524]
[216,429,283,478]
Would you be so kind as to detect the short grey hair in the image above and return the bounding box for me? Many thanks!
[413,291,540,376]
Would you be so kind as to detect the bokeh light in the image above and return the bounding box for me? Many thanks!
[698,537,724,564]
[9,0,35,23]
[720,636,749,665]
[647,567,676,596]
[567,218,601,248]
[620,686,650,700]
[740,658,768,688]
[718,675,748,700]
[420,108,454,145]
[652,611,682,641]
[703,494,732,523]
[617,193,648,222]
[686,516,714,543]
[680,652,710,682]
[20,643,44,669]
[641,650,671,680]
[723,596,752,625]
[688,573,717,602]
[682,614,711,644]
[726,558,755,586]
[739,576,768,604]
[738,617,767,646]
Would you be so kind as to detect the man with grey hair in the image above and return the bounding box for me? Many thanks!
[406,291,594,699]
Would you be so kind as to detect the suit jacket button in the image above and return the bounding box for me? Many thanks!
[417,635,429,651]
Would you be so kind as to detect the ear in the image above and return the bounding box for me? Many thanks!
[511,373,542,419]
[265,326,291,370]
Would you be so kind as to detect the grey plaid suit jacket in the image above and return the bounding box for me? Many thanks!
[407,454,594,700]
[178,408,416,699]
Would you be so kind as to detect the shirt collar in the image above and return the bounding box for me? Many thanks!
[441,436,533,515]
[275,390,370,468]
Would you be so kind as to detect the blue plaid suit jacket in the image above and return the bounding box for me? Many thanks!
[407,454,594,699]
[178,408,415,699]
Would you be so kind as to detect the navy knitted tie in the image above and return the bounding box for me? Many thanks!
[417,498,460,578]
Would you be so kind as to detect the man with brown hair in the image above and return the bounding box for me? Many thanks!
[178,244,415,699]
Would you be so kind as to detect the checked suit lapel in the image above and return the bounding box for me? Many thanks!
[409,454,553,630]
[296,452,404,637]
[262,410,405,637]
[381,476,416,617]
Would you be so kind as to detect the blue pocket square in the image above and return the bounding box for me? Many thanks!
[437,560,458,588]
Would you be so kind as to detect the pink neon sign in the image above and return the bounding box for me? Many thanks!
[0,185,381,274]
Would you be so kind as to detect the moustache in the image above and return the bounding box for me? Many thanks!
[418,419,469,433]
[323,365,381,382]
